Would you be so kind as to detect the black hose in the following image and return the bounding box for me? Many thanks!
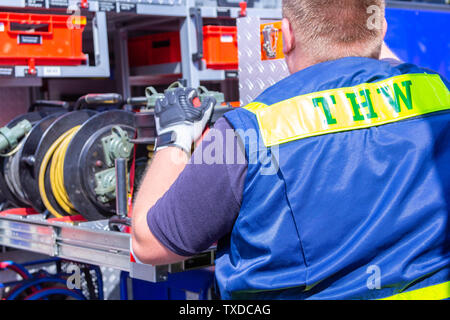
[72,93,123,111]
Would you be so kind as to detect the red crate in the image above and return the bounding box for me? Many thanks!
[128,32,181,67]
[0,12,87,66]
[128,27,238,70]
[202,26,238,70]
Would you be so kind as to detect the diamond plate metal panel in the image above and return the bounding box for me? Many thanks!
[237,16,289,106]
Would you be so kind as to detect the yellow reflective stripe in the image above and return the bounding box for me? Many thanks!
[380,281,450,300]
[245,74,450,147]
[245,101,268,113]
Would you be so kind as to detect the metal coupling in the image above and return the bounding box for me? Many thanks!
[0,119,32,154]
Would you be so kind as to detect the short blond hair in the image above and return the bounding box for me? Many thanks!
[283,0,385,62]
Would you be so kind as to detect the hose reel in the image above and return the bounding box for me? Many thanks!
[0,109,65,208]
[0,96,138,221]
[21,110,95,214]
[0,85,233,222]
[63,109,135,220]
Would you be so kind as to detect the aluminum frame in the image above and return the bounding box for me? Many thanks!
[0,213,215,282]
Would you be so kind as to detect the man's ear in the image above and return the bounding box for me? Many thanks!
[281,18,295,55]
[382,17,388,39]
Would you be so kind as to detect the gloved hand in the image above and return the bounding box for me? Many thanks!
[154,87,216,155]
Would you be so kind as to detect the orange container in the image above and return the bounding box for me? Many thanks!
[222,101,241,108]
[202,26,238,70]
[128,27,238,70]
[0,12,87,66]
[128,32,181,67]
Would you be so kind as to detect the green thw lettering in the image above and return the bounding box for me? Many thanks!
[346,89,379,121]
[377,80,414,113]
[312,96,337,125]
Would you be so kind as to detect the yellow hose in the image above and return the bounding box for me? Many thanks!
[38,126,80,218]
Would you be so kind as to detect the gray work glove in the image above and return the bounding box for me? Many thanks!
[154,87,216,155]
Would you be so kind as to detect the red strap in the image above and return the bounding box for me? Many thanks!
[239,2,248,17]
[47,214,87,223]
[125,131,137,234]
[0,207,39,216]
[27,59,37,75]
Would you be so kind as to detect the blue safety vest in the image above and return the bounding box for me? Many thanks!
[219,57,450,300]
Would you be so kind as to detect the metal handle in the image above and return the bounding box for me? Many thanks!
[72,93,123,111]
[262,24,279,59]
[167,81,185,90]
[126,97,148,107]
[6,20,53,36]
[115,158,128,217]
[190,7,204,64]
[28,100,70,112]
[216,0,255,8]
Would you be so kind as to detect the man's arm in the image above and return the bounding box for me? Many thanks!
[132,147,189,265]
[131,87,215,265]
[131,117,246,266]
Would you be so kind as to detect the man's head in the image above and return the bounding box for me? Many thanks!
[282,0,387,73]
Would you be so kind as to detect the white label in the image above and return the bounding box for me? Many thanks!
[220,35,234,43]
[0,23,4,32]
[43,66,61,77]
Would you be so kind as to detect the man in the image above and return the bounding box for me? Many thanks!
[132,0,450,299]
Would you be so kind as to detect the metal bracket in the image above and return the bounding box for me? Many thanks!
[144,86,166,109]
[217,0,255,8]
[94,167,116,203]
[101,126,133,167]
[262,24,279,59]
[0,120,32,154]
[190,7,204,64]
[0,213,215,281]
[198,85,225,105]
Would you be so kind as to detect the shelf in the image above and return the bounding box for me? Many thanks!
[0,0,279,17]
[0,1,445,16]
[128,62,237,86]
[200,6,281,19]
[0,11,110,78]
[0,212,215,282]
[0,0,187,14]
[0,0,284,84]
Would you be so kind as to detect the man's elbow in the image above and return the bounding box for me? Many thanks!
[131,236,155,265]
[131,211,155,264]
[131,229,188,266]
